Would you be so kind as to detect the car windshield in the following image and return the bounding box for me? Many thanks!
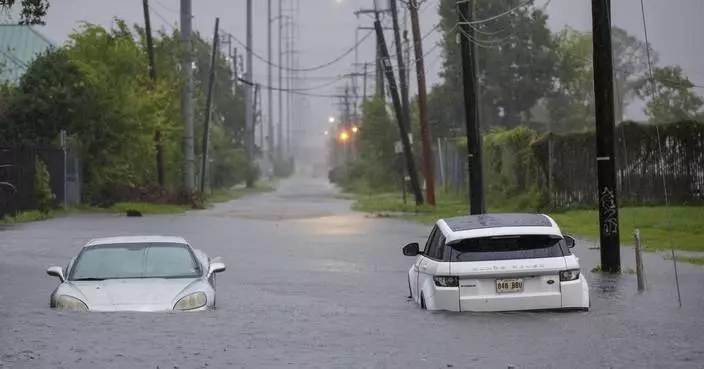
[449,235,570,262]
[69,243,202,280]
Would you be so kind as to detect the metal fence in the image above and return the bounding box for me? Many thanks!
[0,143,81,218]
[430,120,704,209]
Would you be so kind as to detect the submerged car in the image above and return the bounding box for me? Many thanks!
[47,235,226,312]
[403,213,589,312]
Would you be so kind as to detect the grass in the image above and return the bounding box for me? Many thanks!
[665,255,704,266]
[352,191,704,253]
[0,180,279,224]
[590,265,636,274]
[1,208,76,224]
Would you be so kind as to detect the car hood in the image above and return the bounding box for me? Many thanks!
[68,278,200,309]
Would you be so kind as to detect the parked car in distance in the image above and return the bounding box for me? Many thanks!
[403,213,589,312]
[47,235,226,312]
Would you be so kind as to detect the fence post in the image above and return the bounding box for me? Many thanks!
[437,137,446,190]
[60,130,68,209]
[634,228,646,292]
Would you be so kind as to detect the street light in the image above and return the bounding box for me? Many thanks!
[329,116,336,124]
[351,125,359,134]
[338,130,350,143]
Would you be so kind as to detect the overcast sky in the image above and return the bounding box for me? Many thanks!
[19,0,704,150]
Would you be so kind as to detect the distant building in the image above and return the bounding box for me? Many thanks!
[0,24,55,84]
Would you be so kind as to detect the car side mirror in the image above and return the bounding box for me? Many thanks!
[47,266,66,282]
[402,242,420,256]
[564,235,576,249]
[208,260,226,277]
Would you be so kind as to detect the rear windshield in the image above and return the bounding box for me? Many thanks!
[448,235,570,262]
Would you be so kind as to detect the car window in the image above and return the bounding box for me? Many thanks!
[69,243,201,280]
[423,226,438,255]
[449,235,570,262]
[426,230,445,260]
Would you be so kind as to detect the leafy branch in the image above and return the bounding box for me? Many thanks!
[0,0,49,25]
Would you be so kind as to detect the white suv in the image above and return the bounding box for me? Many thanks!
[403,213,590,312]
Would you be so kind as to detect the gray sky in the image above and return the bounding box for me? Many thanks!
[26,0,704,150]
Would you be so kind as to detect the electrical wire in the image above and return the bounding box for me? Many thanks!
[238,77,346,98]
[230,30,374,72]
[639,0,682,308]
[153,0,178,14]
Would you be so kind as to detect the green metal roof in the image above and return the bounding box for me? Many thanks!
[0,24,55,84]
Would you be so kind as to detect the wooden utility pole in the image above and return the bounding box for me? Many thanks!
[389,0,410,132]
[142,0,164,187]
[180,0,195,191]
[409,0,435,206]
[457,0,485,214]
[354,9,391,99]
[200,18,220,194]
[591,0,621,273]
[375,19,424,206]
[362,63,368,101]
[254,83,261,149]
[244,0,254,187]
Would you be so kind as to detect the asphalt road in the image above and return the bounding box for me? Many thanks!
[1,174,703,369]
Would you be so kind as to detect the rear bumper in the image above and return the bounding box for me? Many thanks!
[427,275,590,312]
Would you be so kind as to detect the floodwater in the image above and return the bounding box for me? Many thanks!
[1,175,703,369]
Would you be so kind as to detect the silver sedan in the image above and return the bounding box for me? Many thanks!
[46,235,226,312]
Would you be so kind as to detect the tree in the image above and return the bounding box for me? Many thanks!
[3,48,90,145]
[634,65,704,124]
[2,17,249,205]
[435,0,557,130]
[544,27,594,133]
[0,0,49,25]
[544,26,660,132]
[354,97,399,190]
[611,27,659,121]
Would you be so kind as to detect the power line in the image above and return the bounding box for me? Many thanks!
[638,0,687,307]
[238,77,346,98]
[230,30,374,72]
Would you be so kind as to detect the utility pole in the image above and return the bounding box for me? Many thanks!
[180,0,195,191]
[409,0,436,206]
[254,83,262,149]
[354,8,391,99]
[142,0,164,187]
[277,0,284,165]
[374,8,384,99]
[200,18,219,194]
[354,61,374,102]
[267,0,275,172]
[285,21,292,159]
[244,0,254,188]
[362,63,368,101]
[375,19,424,206]
[389,0,410,132]
[458,0,485,214]
[591,0,621,273]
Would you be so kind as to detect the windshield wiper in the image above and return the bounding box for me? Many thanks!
[72,277,106,281]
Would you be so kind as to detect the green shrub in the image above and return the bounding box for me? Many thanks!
[35,158,56,214]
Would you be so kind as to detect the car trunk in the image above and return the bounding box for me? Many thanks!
[447,235,570,312]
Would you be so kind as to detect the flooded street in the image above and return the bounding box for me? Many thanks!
[1,175,703,369]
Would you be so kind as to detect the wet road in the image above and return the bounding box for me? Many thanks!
[1,174,703,369]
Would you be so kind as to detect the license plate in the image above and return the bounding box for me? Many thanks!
[496,278,524,293]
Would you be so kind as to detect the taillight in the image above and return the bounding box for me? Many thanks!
[559,269,580,281]
[433,276,459,287]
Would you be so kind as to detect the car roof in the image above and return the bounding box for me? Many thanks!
[437,213,563,244]
[84,235,190,248]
